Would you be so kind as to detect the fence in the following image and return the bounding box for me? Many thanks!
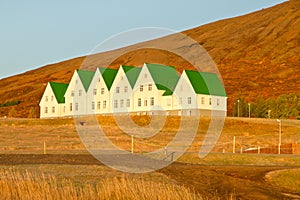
[0,137,299,156]
[242,143,300,154]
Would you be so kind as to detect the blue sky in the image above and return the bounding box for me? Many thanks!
[0,0,286,79]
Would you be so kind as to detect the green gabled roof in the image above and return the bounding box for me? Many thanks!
[145,63,180,96]
[122,65,142,89]
[185,70,227,97]
[76,70,95,92]
[49,82,69,104]
[98,68,118,90]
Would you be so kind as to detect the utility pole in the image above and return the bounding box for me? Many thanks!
[237,99,240,117]
[276,119,282,154]
[233,136,236,153]
[248,103,251,118]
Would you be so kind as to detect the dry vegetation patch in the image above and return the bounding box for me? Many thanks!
[0,168,202,200]
[265,168,300,193]
[0,117,299,156]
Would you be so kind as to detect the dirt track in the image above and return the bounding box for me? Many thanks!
[0,154,299,199]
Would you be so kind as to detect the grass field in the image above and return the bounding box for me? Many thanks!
[0,116,299,156]
[265,169,300,193]
[0,116,299,199]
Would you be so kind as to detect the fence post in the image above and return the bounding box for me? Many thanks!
[171,152,174,162]
[240,147,243,154]
[43,141,46,155]
[233,136,236,153]
[164,147,168,157]
[131,135,134,154]
[258,146,260,154]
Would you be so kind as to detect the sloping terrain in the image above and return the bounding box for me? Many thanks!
[0,0,299,118]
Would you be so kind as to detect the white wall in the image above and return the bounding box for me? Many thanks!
[132,65,162,113]
[173,71,198,111]
[64,71,88,116]
[110,66,134,114]
[86,69,111,115]
[39,83,64,118]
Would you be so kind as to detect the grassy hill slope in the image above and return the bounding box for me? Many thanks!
[0,0,299,118]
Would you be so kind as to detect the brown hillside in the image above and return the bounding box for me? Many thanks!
[0,0,299,118]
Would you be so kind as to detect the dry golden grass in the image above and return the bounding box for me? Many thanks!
[0,117,298,199]
[265,168,300,193]
[0,169,202,200]
[0,116,299,156]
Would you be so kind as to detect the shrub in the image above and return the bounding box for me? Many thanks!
[0,100,21,108]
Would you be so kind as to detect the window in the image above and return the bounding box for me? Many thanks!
[148,84,152,91]
[52,106,55,113]
[75,103,79,111]
[201,97,205,104]
[51,96,54,102]
[98,78,101,82]
[116,87,120,93]
[71,91,74,97]
[209,98,212,105]
[97,101,101,110]
[217,99,220,106]
[45,107,48,114]
[114,100,118,108]
[179,97,182,105]
[101,88,105,94]
[70,103,73,111]
[92,102,95,110]
[124,86,128,93]
[144,73,147,78]
[76,80,78,84]
[126,99,130,107]
[188,97,192,104]
[167,99,171,106]
[45,96,48,102]
[140,85,143,92]
[120,99,124,108]
[144,99,148,106]
[103,101,107,109]
[63,106,66,113]
[79,90,82,96]
[93,89,97,95]
[138,98,141,107]
[150,97,154,106]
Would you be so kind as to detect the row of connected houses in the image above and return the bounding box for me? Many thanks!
[39,63,227,118]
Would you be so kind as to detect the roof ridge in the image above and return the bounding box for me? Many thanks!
[49,82,69,104]
[184,70,226,96]
[76,70,95,92]
[121,66,142,88]
[99,68,118,90]
[145,63,180,96]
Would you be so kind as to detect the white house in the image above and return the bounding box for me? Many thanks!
[110,65,141,114]
[39,82,68,118]
[87,67,118,115]
[64,69,95,116]
[132,63,179,115]
[40,63,227,118]
[173,70,227,116]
